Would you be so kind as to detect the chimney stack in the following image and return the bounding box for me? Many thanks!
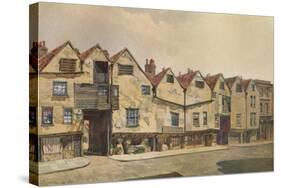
[144,58,156,76]
[31,41,48,58]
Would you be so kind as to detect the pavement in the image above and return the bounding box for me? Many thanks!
[230,140,273,147]
[36,143,273,186]
[29,157,90,174]
[109,145,228,162]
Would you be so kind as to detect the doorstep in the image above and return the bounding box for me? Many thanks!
[109,145,228,162]
[29,157,90,175]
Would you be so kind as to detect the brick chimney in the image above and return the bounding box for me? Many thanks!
[31,41,48,58]
[144,58,156,77]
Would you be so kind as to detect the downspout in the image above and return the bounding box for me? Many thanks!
[245,91,248,143]
[183,88,187,133]
[107,63,114,157]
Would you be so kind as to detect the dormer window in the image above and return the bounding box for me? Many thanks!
[59,58,76,72]
[236,83,242,92]
[220,81,225,90]
[251,84,255,91]
[166,74,174,83]
[195,80,204,88]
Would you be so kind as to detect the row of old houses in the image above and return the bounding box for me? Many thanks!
[29,41,273,162]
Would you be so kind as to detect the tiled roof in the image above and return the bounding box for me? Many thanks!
[205,73,221,90]
[225,76,237,89]
[242,79,251,91]
[29,54,38,72]
[150,68,170,86]
[110,48,126,63]
[79,44,110,61]
[38,41,80,72]
[177,71,198,88]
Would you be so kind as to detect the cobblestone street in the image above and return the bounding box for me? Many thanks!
[37,143,273,186]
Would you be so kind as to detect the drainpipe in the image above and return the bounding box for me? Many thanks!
[107,63,114,157]
[183,88,187,133]
[245,91,248,143]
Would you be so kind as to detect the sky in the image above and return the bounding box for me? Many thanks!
[30,2,274,81]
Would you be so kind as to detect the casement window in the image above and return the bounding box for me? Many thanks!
[236,84,242,92]
[250,113,256,127]
[59,58,76,72]
[118,64,134,75]
[203,112,207,125]
[42,107,53,125]
[195,80,205,88]
[265,103,269,114]
[53,81,67,96]
[126,109,139,127]
[220,81,225,90]
[97,85,108,96]
[141,85,150,95]
[236,113,241,127]
[171,112,179,127]
[64,108,72,124]
[251,84,255,91]
[166,74,174,83]
[193,112,200,127]
[215,115,219,128]
[95,61,108,83]
[250,96,256,108]
[29,107,36,126]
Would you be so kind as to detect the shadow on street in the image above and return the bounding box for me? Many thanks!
[217,158,273,174]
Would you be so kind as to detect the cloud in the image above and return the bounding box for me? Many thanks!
[35,2,273,81]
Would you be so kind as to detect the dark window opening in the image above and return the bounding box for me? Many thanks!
[171,112,179,127]
[195,80,205,88]
[42,107,53,125]
[118,64,134,75]
[166,74,174,83]
[95,61,108,83]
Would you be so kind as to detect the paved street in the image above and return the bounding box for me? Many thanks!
[37,144,273,186]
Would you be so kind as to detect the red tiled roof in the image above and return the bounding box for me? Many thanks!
[38,41,80,72]
[205,73,222,90]
[29,54,38,72]
[110,48,126,63]
[150,68,170,86]
[225,76,237,89]
[79,44,110,61]
[177,71,198,88]
[242,79,252,91]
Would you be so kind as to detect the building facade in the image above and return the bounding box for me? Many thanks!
[177,70,217,147]
[255,79,274,141]
[205,74,231,145]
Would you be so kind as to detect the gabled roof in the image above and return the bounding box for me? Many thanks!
[225,76,238,89]
[242,79,252,91]
[150,68,170,86]
[38,40,80,72]
[29,54,39,72]
[205,73,222,90]
[176,71,199,89]
[110,48,152,83]
[79,43,110,61]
